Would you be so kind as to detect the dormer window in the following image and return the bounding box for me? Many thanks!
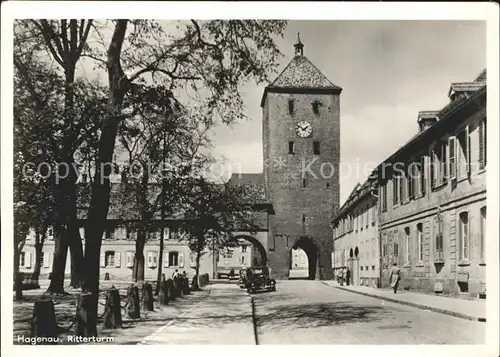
[288,99,294,115]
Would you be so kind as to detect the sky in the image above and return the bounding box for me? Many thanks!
[208,20,486,205]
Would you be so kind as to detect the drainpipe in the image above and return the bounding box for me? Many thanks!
[370,188,382,288]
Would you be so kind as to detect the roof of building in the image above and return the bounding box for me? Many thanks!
[228,173,264,186]
[270,55,341,90]
[332,178,375,224]
[374,70,486,175]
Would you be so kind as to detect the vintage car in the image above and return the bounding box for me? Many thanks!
[238,269,248,288]
[245,266,276,293]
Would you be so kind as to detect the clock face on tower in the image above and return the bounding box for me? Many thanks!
[296,121,312,138]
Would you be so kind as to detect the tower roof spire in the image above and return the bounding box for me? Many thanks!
[294,32,304,56]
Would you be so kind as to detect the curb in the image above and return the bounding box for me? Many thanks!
[331,284,486,323]
[250,296,259,345]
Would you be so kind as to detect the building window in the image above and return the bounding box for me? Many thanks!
[480,206,486,263]
[126,251,134,268]
[431,142,448,188]
[417,223,423,263]
[381,183,387,212]
[288,141,295,154]
[365,205,369,228]
[435,214,444,262]
[459,212,469,261]
[404,227,410,265]
[313,141,320,155]
[419,156,426,197]
[288,99,294,115]
[242,245,247,253]
[479,118,486,169]
[393,230,399,259]
[105,251,115,267]
[392,175,400,206]
[241,256,245,265]
[400,171,407,204]
[168,251,179,267]
[455,126,470,179]
[302,213,306,223]
[312,100,321,115]
[20,252,26,267]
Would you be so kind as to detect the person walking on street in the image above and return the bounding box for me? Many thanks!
[389,262,401,294]
[345,267,351,286]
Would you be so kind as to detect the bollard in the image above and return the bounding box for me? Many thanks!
[75,293,98,337]
[103,287,122,329]
[142,282,154,311]
[158,280,169,305]
[126,284,140,319]
[31,299,58,342]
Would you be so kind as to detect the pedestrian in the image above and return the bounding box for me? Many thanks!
[345,267,351,286]
[389,262,401,294]
[340,268,345,286]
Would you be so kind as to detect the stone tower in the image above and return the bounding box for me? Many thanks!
[261,34,341,280]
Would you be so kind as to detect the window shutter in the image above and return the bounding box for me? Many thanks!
[126,251,134,268]
[420,156,426,195]
[115,252,121,268]
[478,120,484,168]
[178,252,184,268]
[164,250,169,267]
[100,252,106,268]
[449,136,457,180]
[25,252,32,268]
[152,251,158,268]
[44,252,50,268]
[465,126,471,175]
[441,143,448,183]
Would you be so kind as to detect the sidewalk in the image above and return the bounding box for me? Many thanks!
[139,283,255,344]
[322,280,486,322]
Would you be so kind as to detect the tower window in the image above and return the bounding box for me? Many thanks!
[288,99,294,115]
[312,100,321,115]
[302,214,306,223]
[288,141,295,154]
[313,141,320,155]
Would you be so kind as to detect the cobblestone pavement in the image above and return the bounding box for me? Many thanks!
[140,283,254,344]
[253,280,485,344]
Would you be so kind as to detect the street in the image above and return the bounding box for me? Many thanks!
[253,281,485,344]
[138,281,485,344]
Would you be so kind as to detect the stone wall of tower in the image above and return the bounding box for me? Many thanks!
[263,91,340,279]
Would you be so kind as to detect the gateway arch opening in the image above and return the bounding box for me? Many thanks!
[216,236,267,279]
[289,237,319,280]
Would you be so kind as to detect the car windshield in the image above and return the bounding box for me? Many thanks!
[248,267,269,276]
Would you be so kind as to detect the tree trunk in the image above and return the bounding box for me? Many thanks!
[67,159,84,288]
[133,228,146,282]
[81,19,129,334]
[31,230,43,289]
[192,248,202,291]
[14,238,23,300]
[47,226,69,294]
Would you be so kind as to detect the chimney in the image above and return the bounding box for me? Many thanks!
[417,111,439,133]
